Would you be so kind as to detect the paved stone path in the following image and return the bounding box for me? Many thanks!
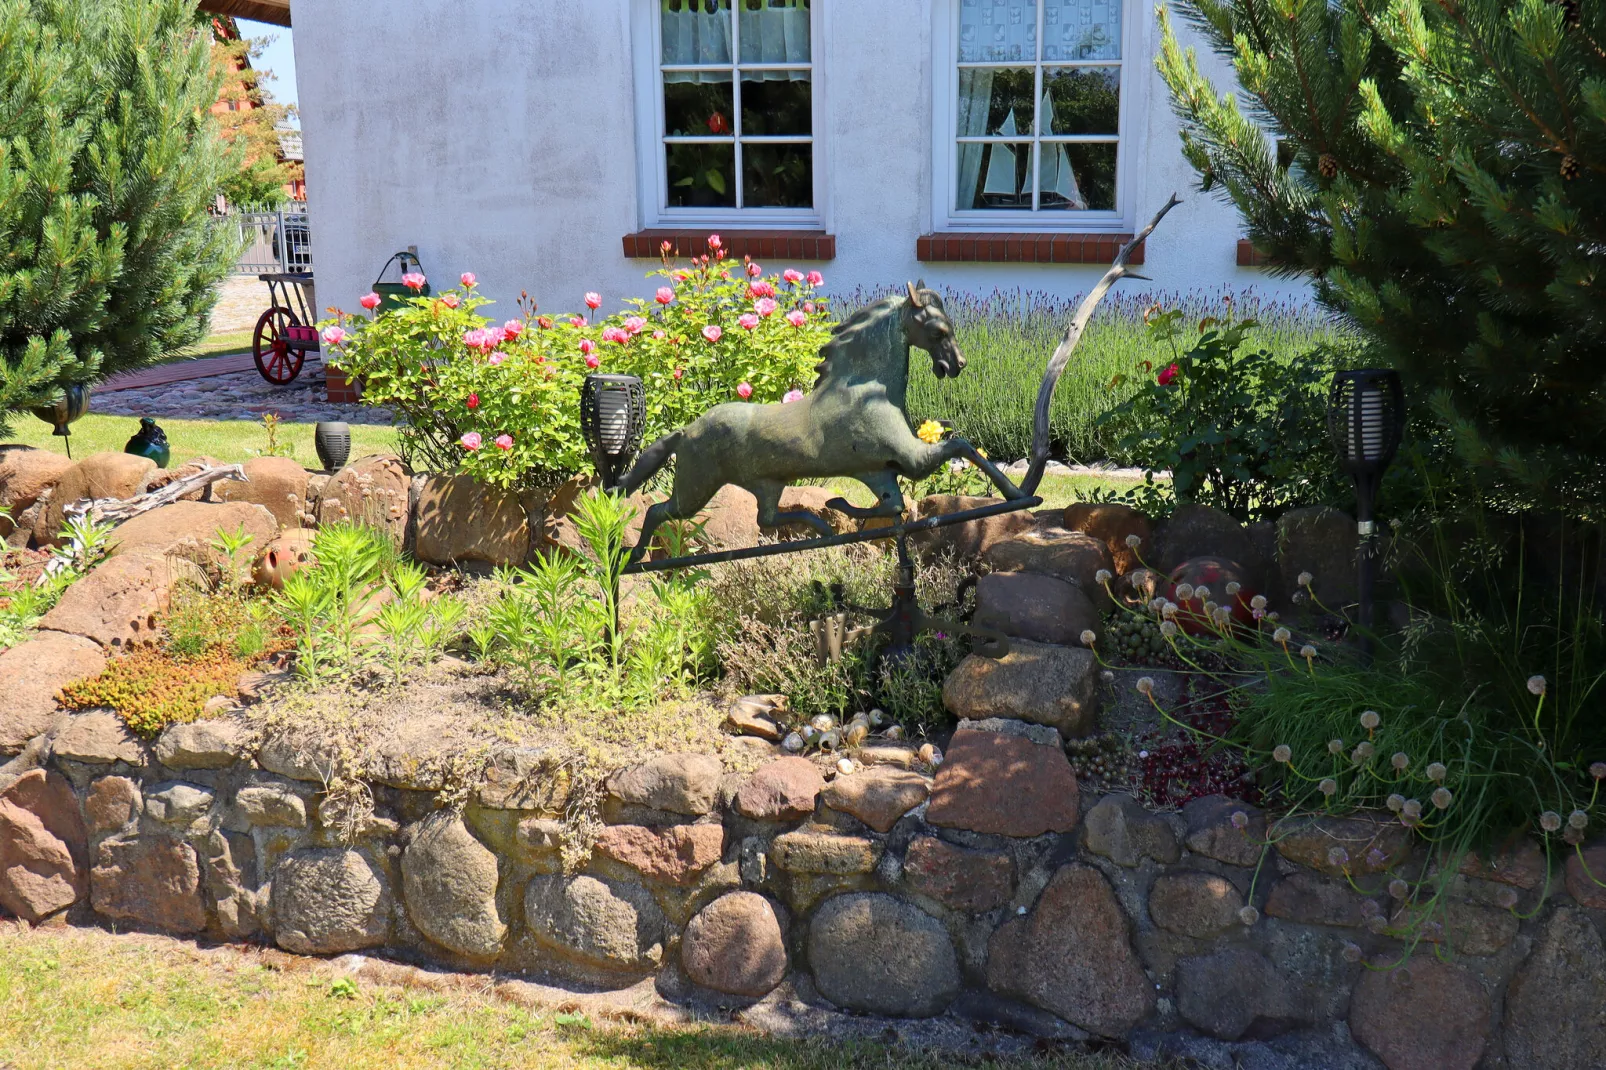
[208,274,276,335]
[97,353,392,425]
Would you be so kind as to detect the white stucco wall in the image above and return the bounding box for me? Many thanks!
[293,1,1306,324]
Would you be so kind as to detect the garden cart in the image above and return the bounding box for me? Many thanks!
[252,271,320,384]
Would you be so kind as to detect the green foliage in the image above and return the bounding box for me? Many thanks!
[1158,0,1606,516]
[323,253,832,489]
[250,412,297,460]
[1092,311,1345,521]
[0,514,113,649]
[0,0,241,433]
[61,645,249,738]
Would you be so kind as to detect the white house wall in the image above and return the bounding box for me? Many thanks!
[293,1,1308,326]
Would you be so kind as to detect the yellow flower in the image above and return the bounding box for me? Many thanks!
[916,420,944,445]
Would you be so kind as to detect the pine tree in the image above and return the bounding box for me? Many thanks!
[0,0,240,434]
[1159,0,1606,516]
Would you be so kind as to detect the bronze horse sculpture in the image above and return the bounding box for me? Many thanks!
[618,282,1026,564]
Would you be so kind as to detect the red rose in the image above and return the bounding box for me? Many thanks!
[466,392,479,410]
[1157,363,1180,386]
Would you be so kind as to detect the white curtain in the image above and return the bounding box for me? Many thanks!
[739,0,810,78]
[662,1,809,84]
[955,68,995,209]
[958,0,1036,63]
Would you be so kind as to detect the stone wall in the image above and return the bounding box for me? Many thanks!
[3,711,1604,1069]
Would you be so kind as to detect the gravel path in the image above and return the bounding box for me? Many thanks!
[94,359,393,425]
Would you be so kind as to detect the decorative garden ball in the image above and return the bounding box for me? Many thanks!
[1166,556,1257,635]
[782,732,805,754]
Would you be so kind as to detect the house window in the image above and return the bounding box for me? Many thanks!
[936,0,1132,229]
[645,0,820,224]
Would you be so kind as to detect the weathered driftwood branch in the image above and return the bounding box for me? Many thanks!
[1018,193,1183,497]
[62,464,250,526]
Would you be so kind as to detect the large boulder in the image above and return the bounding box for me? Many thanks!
[1149,871,1243,938]
[925,725,1080,837]
[1175,948,1313,1040]
[980,521,1114,595]
[681,892,789,998]
[0,769,87,921]
[1062,502,1153,575]
[90,835,207,934]
[593,823,724,886]
[942,641,1098,738]
[212,456,311,530]
[909,495,1036,560]
[524,873,666,974]
[1154,503,1256,581]
[1276,506,1357,610]
[104,500,279,569]
[38,552,203,649]
[1348,956,1489,1070]
[0,632,105,755]
[605,753,723,817]
[808,892,960,1017]
[402,813,507,963]
[971,572,1099,647]
[1272,813,1411,876]
[0,446,72,515]
[315,454,412,546]
[986,864,1154,1038]
[903,836,1013,914]
[272,847,392,954]
[37,453,156,544]
[154,720,252,770]
[414,473,531,567]
[1504,907,1606,1069]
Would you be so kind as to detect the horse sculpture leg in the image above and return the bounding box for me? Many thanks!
[895,436,1026,501]
[826,470,905,520]
[942,437,1027,500]
[751,481,834,537]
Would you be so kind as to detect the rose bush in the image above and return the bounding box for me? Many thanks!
[321,236,832,488]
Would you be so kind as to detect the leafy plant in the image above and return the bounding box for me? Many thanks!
[0,516,114,649]
[251,412,296,460]
[61,646,249,737]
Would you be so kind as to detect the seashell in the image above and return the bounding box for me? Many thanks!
[810,714,837,733]
[836,757,855,775]
[819,729,842,751]
[802,726,822,746]
[844,723,868,747]
[849,711,870,728]
[883,725,905,741]
[867,708,887,728]
[782,732,805,753]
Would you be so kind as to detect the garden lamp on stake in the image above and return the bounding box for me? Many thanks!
[580,374,646,490]
[1327,369,1403,655]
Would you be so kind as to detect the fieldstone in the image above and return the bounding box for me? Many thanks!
[1504,907,1606,1070]
[414,472,530,567]
[773,485,857,536]
[38,452,156,544]
[809,892,960,1017]
[154,719,251,770]
[593,823,724,886]
[981,522,1114,594]
[733,757,824,822]
[971,571,1099,647]
[51,710,144,765]
[1149,870,1243,937]
[235,784,308,828]
[903,836,1013,913]
[724,697,785,742]
[1277,506,1357,609]
[681,892,789,998]
[1062,502,1153,575]
[315,454,412,546]
[1083,793,1180,867]
[517,817,564,854]
[1389,898,1519,956]
[0,446,72,515]
[143,783,214,826]
[1176,948,1311,1041]
[91,835,207,934]
[83,775,141,833]
[1565,844,1606,908]
[1265,871,1369,928]
[986,864,1154,1038]
[200,829,260,939]
[524,873,666,973]
[211,456,310,530]
[770,828,881,874]
[1273,813,1411,877]
[250,529,317,591]
[820,767,930,833]
[257,732,338,783]
[606,753,724,816]
[272,847,392,954]
[103,500,279,568]
[0,770,86,921]
[38,552,203,649]
[926,727,1079,838]
[1182,796,1267,867]
[403,813,507,963]
[909,495,1036,560]
[475,746,563,810]
[1458,838,1546,890]
[1155,503,1255,579]
[941,641,1098,739]
[859,744,919,769]
[1348,957,1489,1070]
[0,632,105,755]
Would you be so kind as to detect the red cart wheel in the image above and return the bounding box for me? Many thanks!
[253,306,308,384]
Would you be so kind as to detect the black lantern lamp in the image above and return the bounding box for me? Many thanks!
[30,383,90,458]
[580,374,646,489]
[1327,369,1404,652]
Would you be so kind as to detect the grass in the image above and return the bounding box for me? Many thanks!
[0,924,1162,1070]
[3,414,399,468]
[162,329,257,363]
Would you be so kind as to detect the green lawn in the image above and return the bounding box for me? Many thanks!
[4,414,399,469]
[0,925,1159,1070]
[162,329,257,363]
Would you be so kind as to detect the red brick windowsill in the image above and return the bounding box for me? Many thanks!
[622,230,836,261]
[915,233,1142,265]
[1236,239,1270,267]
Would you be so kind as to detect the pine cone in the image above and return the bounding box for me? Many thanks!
[1319,154,1339,178]
[1562,153,1580,180]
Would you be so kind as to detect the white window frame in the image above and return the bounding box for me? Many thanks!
[931,0,1144,232]
[631,0,828,230]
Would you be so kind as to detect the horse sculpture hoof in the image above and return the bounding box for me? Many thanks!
[824,495,891,521]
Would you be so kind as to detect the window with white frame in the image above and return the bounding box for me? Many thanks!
[936,0,1131,227]
[645,0,820,223]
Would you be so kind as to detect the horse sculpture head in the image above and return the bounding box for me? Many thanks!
[902,281,964,379]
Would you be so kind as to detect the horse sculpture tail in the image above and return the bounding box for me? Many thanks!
[616,430,682,496]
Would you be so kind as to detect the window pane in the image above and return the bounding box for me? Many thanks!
[739,0,810,64]
[958,0,1038,62]
[742,143,812,207]
[1038,141,1116,210]
[957,68,1033,137]
[667,142,737,207]
[957,142,1033,210]
[741,73,811,135]
[1042,0,1121,61]
[1041,66,1119,135]
[665,74,734,138]
[662,0,732,65]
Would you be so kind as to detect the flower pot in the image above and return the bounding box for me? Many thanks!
[315,421,351,471]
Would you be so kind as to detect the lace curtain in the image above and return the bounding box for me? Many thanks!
[662,0,809,84]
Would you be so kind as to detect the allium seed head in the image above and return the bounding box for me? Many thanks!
[1593,761,1606,780]
[1101,670,1115,683]
[1194,585,1212,601]
[1426,762,1447,782]
[1125,533,1142,548]
[1213,606,1232,625]
[1175,583,1195,601]
[1569,809,1589,830]
[1387,794,1406,812]
[1327,846,1349,867]
[1354,741,1375,761]
[1160,620,1178,638]
[1297,571,1314,587]
[1300,644,1318,660]
[1389,878,1410,899]
[1272,744,1292,764]
[1230,811,1249,830]
[1328,739,1344,755]
[1402,798,1423,820]
[1541,811,1563,832]
[1496,887,1519,909]
[1080,629,1097,646]
[1136,677,1155,696]
[1431,788,1453,810]
[1273,627,1292,643]
[1292,590,1306,604]
[1226,581,1242,596]
[1360,710,1381,730]
[1391,752,1410,771]
[1238,906,1260,926]
[1162,601,1179,619]
[1095,569,1113,585]
[1527,674,1547,696]
[1366,914,1388,934]
[1250,594,1268,610]
[1319,777,1338,796]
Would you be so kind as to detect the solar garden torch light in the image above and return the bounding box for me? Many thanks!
[1327,370,1403,658]
[580,374,646,490]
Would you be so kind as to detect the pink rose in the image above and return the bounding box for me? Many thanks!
[602,326,630,345]
[359,292,381,311]
[652,330,666,340]
[754,297,778,317]
[748,280,775,299]
[503,320,523,339]
[462,328,488,351]
[702,325,722,343]
[585,354,600,369]
[655,287,675,305]
[402,272,427,291]
[623,316,647,335]
[460,432,482,451]
[747,262,763,278]
[494,434,513,450]
[579,338,596,355]
[487,325,506,345]
[737,313,760,331]
[783,269,804,284]
[707,234,722,250]
[786,310,807,328]
[736,382,753,399]
[441,293,461,309]
[673,269,691,282]
[803,301,816,313]
[460,272,477,288]
[321,325,347,347]
[673,367,683,380]
[570,316,587,328]
[488,352,506,366]
[806,271,824,286]
[783,388,804,403]
[584,292,602,310]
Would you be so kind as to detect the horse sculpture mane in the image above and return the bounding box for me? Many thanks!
[813,295,904,388]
